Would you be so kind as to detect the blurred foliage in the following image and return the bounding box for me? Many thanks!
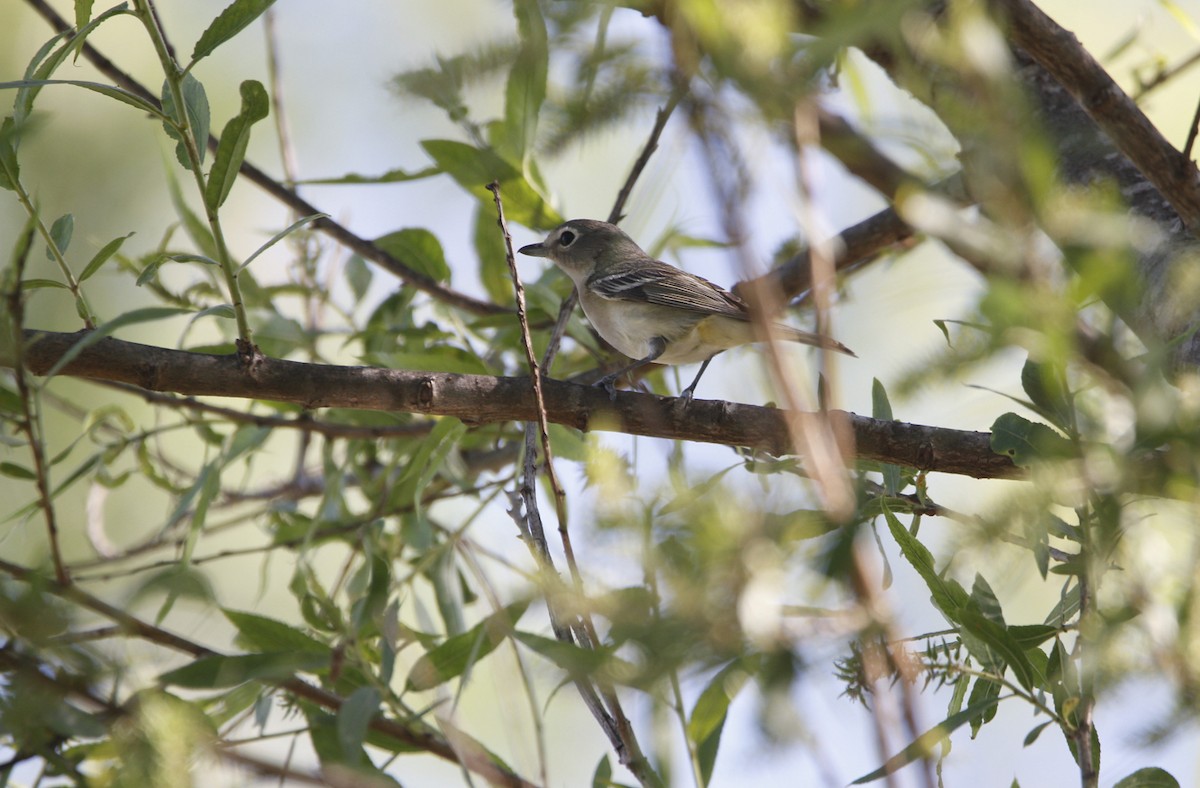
[0,1,1198,787]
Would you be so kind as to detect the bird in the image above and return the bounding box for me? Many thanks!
[518,219,854,399]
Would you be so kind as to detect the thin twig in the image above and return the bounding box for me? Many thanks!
[22,0,507,318]
[0,557,539,788]
[5,221,69,585]
[539,88,684,374]
[492,183,659,786]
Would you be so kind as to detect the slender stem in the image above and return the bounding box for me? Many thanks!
[4,222,69,585]
[131,0,255,351]
[0,157,94,327]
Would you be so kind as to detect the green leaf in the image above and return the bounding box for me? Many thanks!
[880,504,970,619]
[16,5,131,123]
[191,0,278,66]
[75,0,96,30]
[42,306,192,380]
[990,412,1074,467]
[238,213,326,273]
[392,417,468,519]
[298,166,439,185]
[46,213,74,259]
[688,662,750,784]
[345,255,372,304]
[421,139,561,230]
[160,651,329,689]
[205,79,269,210]
[512,630,632,680]
[0,79,163,118]
[405,600,528,691]
[0,462,36,480]
[1113,767,1180,788]
[21,278,69,290]
[1020,357,1073,432]
[373,228,451,283]
[224,609,328,654]
[967,675,1001,737]
[337,686,380,763]
[871,378,902,494]
[80,232,133,281]
[501,0,548,162]
[591,755,613,788]
[852,695,1003,783]
[0,117,19,191]
[161,73,210,169]
[473,202,513,304]
[957,604,1039,691]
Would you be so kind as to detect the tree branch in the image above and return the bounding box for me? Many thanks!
[13,329,1019,480]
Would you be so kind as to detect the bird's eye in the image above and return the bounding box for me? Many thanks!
[558,230,576,247]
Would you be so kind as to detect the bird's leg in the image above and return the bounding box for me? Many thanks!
[679,356,714,401]
[596,337,666,401]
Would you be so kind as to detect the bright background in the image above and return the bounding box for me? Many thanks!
[2,1,1199,785]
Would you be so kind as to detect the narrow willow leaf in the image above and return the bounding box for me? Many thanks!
[336,687,380,762]
[298,166,439,185]
[80,232,133,281]
[501,0,548,162]
[191,0,278,66]
[871,378,902,494]
[406,601,528,691]
[224,610,327,655]
[160,651,328,689]
[75,0,96,30]
[238,213,326,272]
[0,117,19,191]
[852,695,1003,784]
[205,79,269,210]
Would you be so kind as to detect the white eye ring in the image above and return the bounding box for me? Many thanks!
[558,230,577,247]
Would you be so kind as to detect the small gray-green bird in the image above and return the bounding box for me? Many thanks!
[519,219,854,399]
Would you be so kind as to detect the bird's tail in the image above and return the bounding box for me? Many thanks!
[776,325,856,357]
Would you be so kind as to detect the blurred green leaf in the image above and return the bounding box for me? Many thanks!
[852,695,1003,784]
[501,0,548,162]
[990,412,1073,467]
[160,651,329,689]
[420,139,561,230]
[42,306,192,380]
[299,166,439,185]
[406,600,528,691]
[337,686,380,763]
[46,213,73,259]
[1114,767,1180,788]
[374,228,451,283]
[225,609,328,654]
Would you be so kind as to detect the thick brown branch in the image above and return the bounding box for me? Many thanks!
[993,0,1200,234]
[14,329,1020,480]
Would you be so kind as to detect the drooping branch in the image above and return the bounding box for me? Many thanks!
[13,329,1020,480]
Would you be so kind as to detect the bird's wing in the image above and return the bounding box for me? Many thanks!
[588,259,749,319]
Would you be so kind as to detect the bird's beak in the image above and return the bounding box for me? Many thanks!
[518,242,549,258]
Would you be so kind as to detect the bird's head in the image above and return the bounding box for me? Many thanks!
[518,219,647,280]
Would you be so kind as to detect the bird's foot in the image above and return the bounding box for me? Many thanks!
[595,375,620,401]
